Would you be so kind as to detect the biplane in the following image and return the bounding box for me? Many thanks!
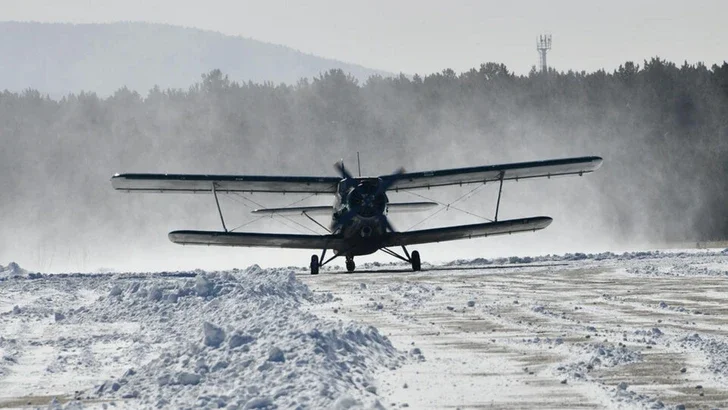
[111,156,602,274]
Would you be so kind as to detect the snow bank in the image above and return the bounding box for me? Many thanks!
[627,262,728,277]
[446,249,727,267]
[71,267,404,408]
[0,262,37,280]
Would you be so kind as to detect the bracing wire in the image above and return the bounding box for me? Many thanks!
[402,183,493,231]
[228,216,267,232]
[225,191,322,234]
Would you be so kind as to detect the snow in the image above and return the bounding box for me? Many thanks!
[1,248,728,409]
[0,266,402,409]
[0,262,33,280]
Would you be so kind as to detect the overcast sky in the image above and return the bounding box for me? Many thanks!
[2,0,726,75]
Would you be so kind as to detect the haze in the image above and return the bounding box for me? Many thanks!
[2,0,726,75]
[1,2,726,273]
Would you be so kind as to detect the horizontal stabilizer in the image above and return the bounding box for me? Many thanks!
[382,216,552,247]
[252,206,333,215]
[169,230,345,250]
[386,201,438,213]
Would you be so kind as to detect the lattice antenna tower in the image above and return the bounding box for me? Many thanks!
[537,34,552,73]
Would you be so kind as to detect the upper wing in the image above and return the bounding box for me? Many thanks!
[111,173,341,194]
[168,230,346,249]
[382,217,552,247]
[385,156,602,191]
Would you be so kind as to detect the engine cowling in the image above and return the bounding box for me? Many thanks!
[346,180,387,218]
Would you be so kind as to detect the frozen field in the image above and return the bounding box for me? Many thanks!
[1,249,728,409]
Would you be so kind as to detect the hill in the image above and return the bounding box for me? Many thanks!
[0,21,389,96]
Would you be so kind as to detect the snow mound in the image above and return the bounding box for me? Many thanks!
[627,262,728,277]
[78,268,403,408]
[557,342,642,379]
[445,251,671,266]
[680,333,728,380]
[0,262,35,279]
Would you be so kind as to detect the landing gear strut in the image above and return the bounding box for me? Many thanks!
[380,246,422,272]
[312,247,420,274]
[309,248,356,274]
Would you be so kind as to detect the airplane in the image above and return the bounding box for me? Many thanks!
[111,156,602,274]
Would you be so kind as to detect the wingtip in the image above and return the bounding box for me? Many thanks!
[110,174,125,189]
[168,230,190,244]
[591,156,604,169]
[532,216,554,228]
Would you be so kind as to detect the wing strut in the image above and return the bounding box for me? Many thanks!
[494,171,504,222]
[212,182,228,232]
[302,211,331,233]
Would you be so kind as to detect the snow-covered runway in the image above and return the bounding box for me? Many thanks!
[306,252,728,409]
[1,250,727,409]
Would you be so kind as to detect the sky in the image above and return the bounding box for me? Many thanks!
[1,0,726,75]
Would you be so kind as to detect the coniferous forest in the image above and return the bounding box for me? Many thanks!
[1,59,727,269]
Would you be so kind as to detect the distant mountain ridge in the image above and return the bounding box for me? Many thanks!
[0,21,390,96]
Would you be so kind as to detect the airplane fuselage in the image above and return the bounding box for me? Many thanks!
[331,178,391,256]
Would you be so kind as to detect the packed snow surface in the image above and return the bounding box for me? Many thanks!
[1,249,728,409]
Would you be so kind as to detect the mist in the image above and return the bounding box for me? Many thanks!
[0,22,389,97]
[2,59,727,273]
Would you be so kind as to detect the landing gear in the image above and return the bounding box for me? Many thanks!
[411,250,421,271]
[310,254,319,275]
[379,246,422,272]
[345,256,356,273]
[309,249,355,274]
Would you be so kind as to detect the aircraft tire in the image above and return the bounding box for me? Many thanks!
[411,250,421,271]
[310,255,319,275]
[346,259,356,273]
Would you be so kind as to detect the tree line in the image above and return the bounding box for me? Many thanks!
[1,58,727,257]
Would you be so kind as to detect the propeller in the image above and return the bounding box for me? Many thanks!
[375,166,406,196]
[372,166,405,233]
[334,159,358,194]
[331,161,406,234]
[334,159,353,180]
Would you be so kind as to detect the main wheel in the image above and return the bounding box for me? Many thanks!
[310,254,319,275]
[345,258,356,273]
[411,250,421,271]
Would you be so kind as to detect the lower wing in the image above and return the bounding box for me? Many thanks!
[168,231,346,250]
[168,217,551,250]
[382,217,552,247]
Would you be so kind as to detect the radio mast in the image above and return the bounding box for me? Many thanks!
[536,34,552,73]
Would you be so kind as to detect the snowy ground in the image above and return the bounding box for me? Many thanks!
[1,249,728,409]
